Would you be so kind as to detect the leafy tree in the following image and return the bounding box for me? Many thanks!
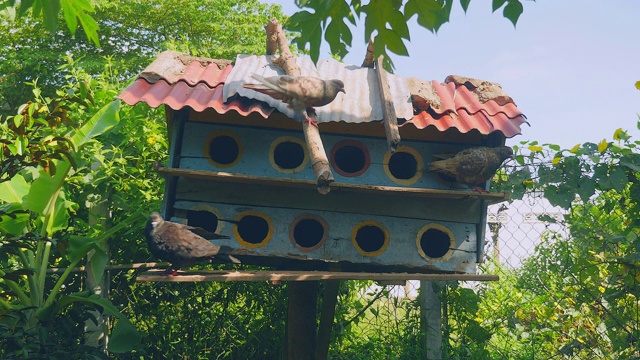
[0,0,284,115]
[285,0,530,70]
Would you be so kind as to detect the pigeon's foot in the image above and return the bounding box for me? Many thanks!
[305,116,318,128]
[163,268,178,276]
[473,186,489,193]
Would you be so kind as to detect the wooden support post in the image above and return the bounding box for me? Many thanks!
[288,281,318,360]
[315,280,340,360]
[84,198,110,352]
[420,281,442,360]
[361,37,375,68]
[375,55,401,153]
[267,18,334,194]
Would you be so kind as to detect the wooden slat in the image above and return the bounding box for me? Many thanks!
[136,270,499,282]
[375,55,401,153]
[154,165,509,203]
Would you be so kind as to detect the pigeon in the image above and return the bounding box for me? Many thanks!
[429,146,514,192]
[243,74,345,126]
[144,212,240,276]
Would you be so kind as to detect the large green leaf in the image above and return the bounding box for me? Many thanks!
[0,174,30,203]
[0,202,29,235]
[71,100,121,148]
[25,164,68,216]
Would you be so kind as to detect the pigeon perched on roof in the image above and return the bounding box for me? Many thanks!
[243,74,345,126]
[429,146,514,192]
[144,212,240,276]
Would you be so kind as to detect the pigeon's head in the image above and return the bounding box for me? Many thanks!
[497,146,514,161]
[331,79,346,94]
[149,212,164,228]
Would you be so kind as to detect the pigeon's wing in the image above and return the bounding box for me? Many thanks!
[454,148,504,185]
[184,225,230,240]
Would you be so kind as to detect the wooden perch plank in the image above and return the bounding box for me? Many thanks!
[154,165,510,203]
[375,55,401,153]
[136,270,500,282]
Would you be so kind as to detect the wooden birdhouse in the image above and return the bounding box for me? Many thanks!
[118,47,526,275]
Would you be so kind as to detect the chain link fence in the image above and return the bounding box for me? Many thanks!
[325,185,639,359]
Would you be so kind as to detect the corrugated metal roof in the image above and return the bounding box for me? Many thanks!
[118,50,528,138]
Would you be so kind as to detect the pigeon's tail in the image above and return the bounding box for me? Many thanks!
[216,245,241,264]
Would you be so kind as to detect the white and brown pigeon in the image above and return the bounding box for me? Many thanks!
[429,146,514,192]
[144,212,240,276]
[243,74,345,126]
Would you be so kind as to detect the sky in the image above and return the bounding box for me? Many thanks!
[267,0,640,148]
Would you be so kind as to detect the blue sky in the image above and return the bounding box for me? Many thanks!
[267,0,640,148]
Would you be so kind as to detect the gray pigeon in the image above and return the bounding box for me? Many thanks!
[429,146,514,191]
[144,212,240,276]
[243,74,345,125]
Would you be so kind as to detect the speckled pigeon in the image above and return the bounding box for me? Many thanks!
[144,212,240,276]
[429,146,514,191]
[243,74,345,126]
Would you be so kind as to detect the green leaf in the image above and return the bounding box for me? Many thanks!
[492,0,507,12]
[24,164,68,216]
[404,0,453,33]
[109,317,142,353]
[544,184,575,209]
[86,247,108,284]
[60,0,78,33]
[362,0,409,67]
[503,0,523,27]
[576,177,596,203]
[608,166,628,192]
[0,202,29,235]
[288,10,323,62]
[41,0,60,32]
[460,0,471,13]
[324,1,354,59]
[71,100,120,148]
[68,235,100,263]
[620,154,640,171]
[60,0,99,46]
[0,174,30,203]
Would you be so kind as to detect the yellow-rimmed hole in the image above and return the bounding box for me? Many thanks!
[416,223,455,262]
[383,146,423,185]
[205,130,242,168]
[351,221,389,257]
[289,214,328,252]
[269,136,308,173]
[233,210,273,248]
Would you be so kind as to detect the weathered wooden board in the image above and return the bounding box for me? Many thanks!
[172,177,486,224]
[136,269,500,282]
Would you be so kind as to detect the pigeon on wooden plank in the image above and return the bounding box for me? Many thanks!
[243,74,345,126]
[429,146,514,192]
[144,212,240,276]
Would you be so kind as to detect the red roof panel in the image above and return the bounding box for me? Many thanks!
[117,51,527,138]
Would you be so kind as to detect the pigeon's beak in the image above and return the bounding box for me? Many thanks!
[340,88,346,94]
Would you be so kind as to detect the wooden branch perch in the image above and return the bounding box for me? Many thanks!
[375,55,401,153]
[265,18,278,56]
[361,37,375,68]
[266,18,334,194]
